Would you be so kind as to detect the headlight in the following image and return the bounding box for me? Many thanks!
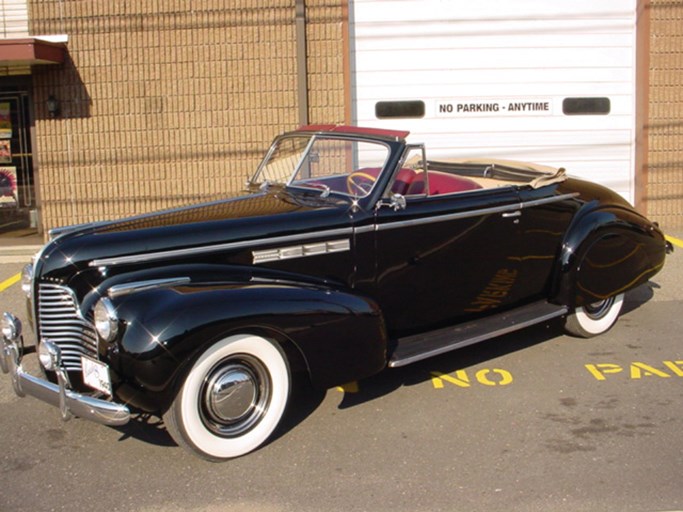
[94,298,119,343]
[21,263,33,299]
[38,339,61,371]
[1,312,22,340]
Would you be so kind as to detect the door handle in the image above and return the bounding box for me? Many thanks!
[502,210,521,218]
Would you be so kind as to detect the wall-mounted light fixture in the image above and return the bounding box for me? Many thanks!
[46,95,60,118]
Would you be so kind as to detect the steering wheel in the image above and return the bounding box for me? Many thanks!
[346,171,377,196]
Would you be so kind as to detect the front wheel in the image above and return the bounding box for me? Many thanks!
[163,334,291,461]
[564,293,624,338]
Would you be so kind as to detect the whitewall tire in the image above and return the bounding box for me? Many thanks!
[564,293,624,338]
[164,334,291,461]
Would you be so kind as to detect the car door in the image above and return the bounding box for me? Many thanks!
[366,184,527,336]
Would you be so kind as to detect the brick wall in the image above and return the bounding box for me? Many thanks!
[648,0,683,229]
[29,1,679,232]
[28,1,346,233]
[306,1,346,125]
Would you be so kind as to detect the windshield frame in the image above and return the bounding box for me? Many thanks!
[250,133,393,200]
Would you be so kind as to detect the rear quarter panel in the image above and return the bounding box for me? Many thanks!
[554,178,667,306]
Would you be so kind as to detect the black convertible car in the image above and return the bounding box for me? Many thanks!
[1,125,669,460]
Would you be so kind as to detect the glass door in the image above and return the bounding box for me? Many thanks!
[0,91,35,236]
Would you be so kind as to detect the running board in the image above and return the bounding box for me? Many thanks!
[388,301,568,368]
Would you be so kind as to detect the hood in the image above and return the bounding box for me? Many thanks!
[36,190,351,279]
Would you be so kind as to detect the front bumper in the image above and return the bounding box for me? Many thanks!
[1,312,130,426]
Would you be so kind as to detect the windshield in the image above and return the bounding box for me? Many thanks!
[252,134,391,199]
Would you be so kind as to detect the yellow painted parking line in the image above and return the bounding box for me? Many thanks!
[0,273,21,293]
[665,235,683,249]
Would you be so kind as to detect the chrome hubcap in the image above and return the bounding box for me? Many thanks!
[584,296,614,320]
[208,366,257,422]
[200,355,271,437]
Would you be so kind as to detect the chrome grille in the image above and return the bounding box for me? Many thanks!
[38,284,98,371]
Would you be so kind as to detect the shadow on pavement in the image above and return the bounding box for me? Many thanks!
[337,283,656,410]
[114,413,177,448]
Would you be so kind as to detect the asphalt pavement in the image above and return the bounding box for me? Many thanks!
[1,235,682,512]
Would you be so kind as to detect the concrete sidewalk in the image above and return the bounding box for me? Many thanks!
[0,235,43,263]
[0,246,42,264]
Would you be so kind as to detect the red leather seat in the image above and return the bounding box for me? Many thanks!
[407,171,482,196]
[351,167,418,195]
[391,168,418,195]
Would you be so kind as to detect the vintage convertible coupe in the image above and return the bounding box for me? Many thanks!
[0,125,669,460]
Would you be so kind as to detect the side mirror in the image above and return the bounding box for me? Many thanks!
[389,193,407,211]
[380,194,407,212]
[376,193,407,212]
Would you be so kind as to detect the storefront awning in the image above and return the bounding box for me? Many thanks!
[0,37,67,67]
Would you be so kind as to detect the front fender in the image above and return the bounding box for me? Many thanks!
[553,204,666,307]
[107,281,387,405]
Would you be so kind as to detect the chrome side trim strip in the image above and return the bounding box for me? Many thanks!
[520,193,579,209]
[108,277,192,298]
[389,304,569,368]
[354,225,375,235]
[373,193,578,233]
[253,239,350,264]
[90,227,354,268]
[49,221,110,241]
[375,203,519,232]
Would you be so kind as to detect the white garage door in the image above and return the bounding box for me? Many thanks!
[350,0,638,202]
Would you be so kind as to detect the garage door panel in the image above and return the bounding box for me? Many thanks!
[358,83,633,101]
[356,47,632,72]
[351,0,637,203]
[355,28,634,52]
[354,68,633,88]
[353,0,634,23]
[399,129,632,148]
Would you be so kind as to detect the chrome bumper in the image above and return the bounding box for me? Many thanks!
[1,312,130,426]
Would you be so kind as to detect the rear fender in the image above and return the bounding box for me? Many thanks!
[553,206,666,307]
[104,280,387,404]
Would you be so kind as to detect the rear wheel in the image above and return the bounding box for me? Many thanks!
[163,334,290,461]
[564,293,624,338]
